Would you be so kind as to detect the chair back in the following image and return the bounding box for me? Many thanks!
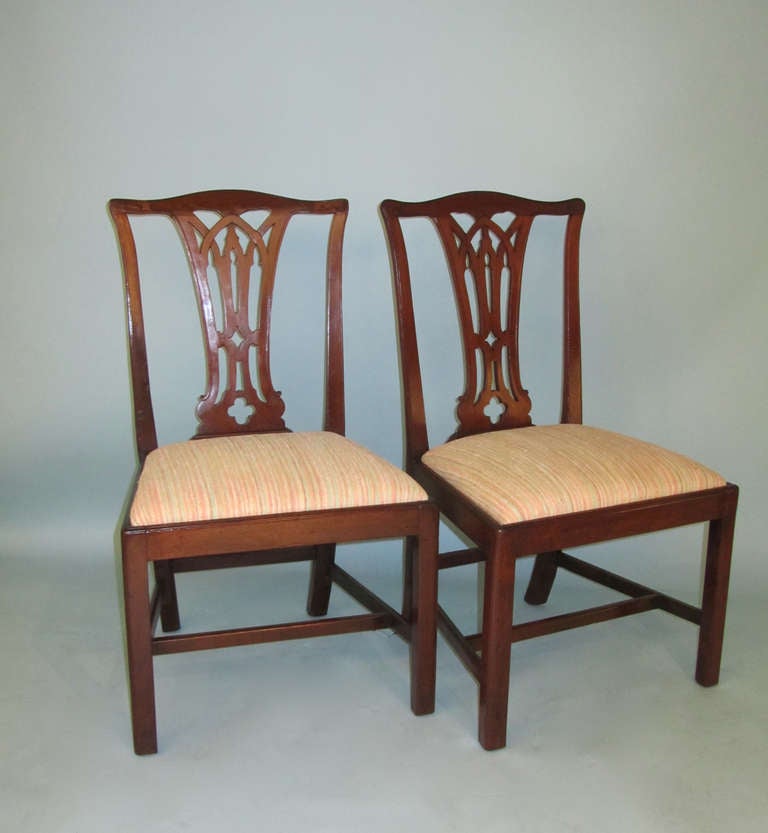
[110,191,348,460]
[380,191,585,469]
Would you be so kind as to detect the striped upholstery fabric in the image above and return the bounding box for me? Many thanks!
[130,431,427,527]
[422,424,725,525]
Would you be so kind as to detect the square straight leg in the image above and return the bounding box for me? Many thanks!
[408,506,439,715]
[696,494,737,686]
[122,535,158,755]
[478,539,515,751]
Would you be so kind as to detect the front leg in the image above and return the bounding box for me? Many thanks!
[409,507,439,716]
[479,539,515,750]
[123,537,158,755]
[696,491,737,686]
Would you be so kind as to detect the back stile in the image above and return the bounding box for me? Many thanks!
[109,203,159,461]
[380,202,430,471]
[323,206,348,435]
[561,208,585,424]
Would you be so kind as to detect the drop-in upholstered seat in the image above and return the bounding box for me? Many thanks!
[422,424,725,525]
[132,431,427,526]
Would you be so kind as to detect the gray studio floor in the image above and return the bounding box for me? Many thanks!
[2,536,766,833]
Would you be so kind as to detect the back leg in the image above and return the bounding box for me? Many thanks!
[523,551,560,605]
[153,562,180,632]
[307,544,336,617]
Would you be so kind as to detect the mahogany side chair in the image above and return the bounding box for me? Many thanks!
[380,191,738,750]
[109,190,437,754]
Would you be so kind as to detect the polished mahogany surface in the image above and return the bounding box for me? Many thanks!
[381,191,737,750]
[111,191,438,754]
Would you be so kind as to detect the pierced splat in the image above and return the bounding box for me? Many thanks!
[433,211,534,438]
[173,210,290,437]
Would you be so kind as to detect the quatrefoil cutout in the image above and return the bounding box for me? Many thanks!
[228,396,255,425]
[483,396,506,424]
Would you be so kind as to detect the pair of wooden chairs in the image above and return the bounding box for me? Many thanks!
[110,190,737,754]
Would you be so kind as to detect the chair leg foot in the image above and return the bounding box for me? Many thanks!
[478,543,514,750]
[409,514,438,716]
[306,544,335,617]
[524,551,559,605]
[133,730,159,755]
[695,498,737,687]
[124,540,158,755]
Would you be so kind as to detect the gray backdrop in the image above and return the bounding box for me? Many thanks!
[1,1,765,596]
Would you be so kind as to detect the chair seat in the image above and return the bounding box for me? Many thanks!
[422,424,725,525]
[131,431,428,526]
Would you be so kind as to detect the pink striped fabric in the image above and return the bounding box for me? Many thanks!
[130,431,427,527]
[422,424,725,524]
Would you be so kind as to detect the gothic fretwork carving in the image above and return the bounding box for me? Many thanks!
[174,211,289,436]
[433,212,534,437]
